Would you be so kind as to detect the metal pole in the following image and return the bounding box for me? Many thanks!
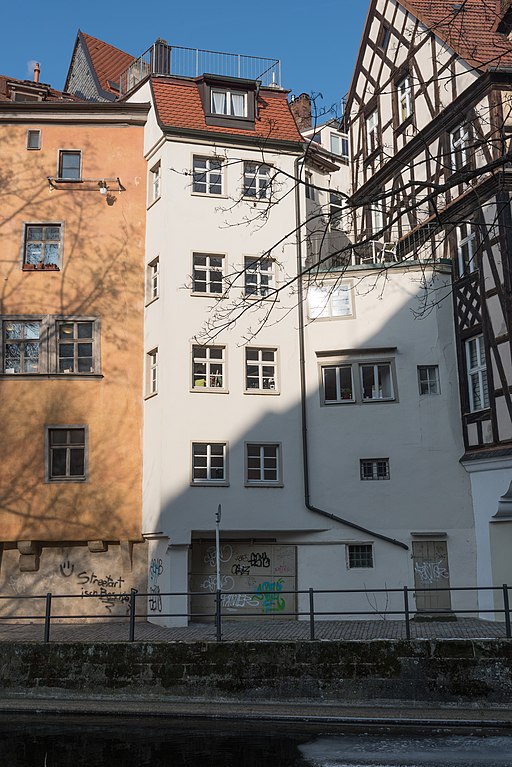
[503,584,511,638]
[215,589,222,641]
[44,592,52,643]
[215,504,222,593]
[309,587,315,641]
[404,586,411,640]
[129,589,137,642]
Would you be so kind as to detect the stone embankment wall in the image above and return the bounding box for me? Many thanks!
[2,640,512,704]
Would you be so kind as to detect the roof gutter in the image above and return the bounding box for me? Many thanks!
[293,156,409,551]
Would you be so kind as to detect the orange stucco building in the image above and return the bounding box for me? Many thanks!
[0,76,149,614]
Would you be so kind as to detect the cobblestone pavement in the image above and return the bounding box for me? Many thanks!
[0,617,507,643]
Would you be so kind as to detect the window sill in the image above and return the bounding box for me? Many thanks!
[362,397,396,403]
[324,399,355,405]
[308,314,353,322]
[191,291,225,298]
[191,387,229,394]
[144,391,158,400]
[244,389,279,395]
[146,196,161,211]
[242,196,271,204]
[191,481,229,487]
[245,482,283,488]
[1,373,103,379]
[46,476,87,484]
[243,293,278,302]
[145,296,160,308]
[22,264,60,272]
[191,192,228,200]
[394,114,414,135]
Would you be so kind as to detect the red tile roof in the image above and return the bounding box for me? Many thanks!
[81,32,134,95]
[0,75,76,103]
[401,0,512,70]
[151,78,303,144]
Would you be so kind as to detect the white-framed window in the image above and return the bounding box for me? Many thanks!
[244,257,274,298]
[26,129,41,150]
[347,544,374,569]
[46,426,87,482]
[192,253,224,295]
[322,365,354,403]
[370,200,384,236]
[397,76,413,123]
[58,150,81,181]
[146,257,160,304]
[245,348,277,392]
[366,110,379,154]
[23,223,62,270]
[193,156,223,195]
[246,443,281,485]
[360,363,394,401]
[243,162,271,199]
[418,365,440,395]
[192,442,227,483]
[360,458,390,480]
[146,348,158,396]
[149,161,161,204]
[457,222,477,275]
[2,319,41,374]
[329,192,344,231]
[466,335,489,412]
[308,284,352,319]
[450,124,469,171]
[305,172,316,201]
[211,89,247,117]
[330,133,349,159]
[192,345,225,389]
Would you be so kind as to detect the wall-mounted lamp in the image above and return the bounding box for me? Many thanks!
[98,181,108,195]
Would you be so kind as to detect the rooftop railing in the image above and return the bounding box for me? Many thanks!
[119,40,281,95]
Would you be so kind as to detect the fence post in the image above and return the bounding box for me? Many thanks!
[215,589,222,641]
[403,586,411,640]
[129,589,137,642]
[309,588,315,641]
[503,584,511,639]
[44,592,52,644]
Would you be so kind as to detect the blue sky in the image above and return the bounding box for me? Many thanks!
[2,1,367,116]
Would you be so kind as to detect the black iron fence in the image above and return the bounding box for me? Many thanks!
[0,584,510,643]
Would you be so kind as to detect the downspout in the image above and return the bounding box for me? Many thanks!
[293,156,408,551]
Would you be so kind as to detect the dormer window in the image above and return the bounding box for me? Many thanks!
[211,89,247,117]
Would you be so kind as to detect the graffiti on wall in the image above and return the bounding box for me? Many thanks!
[58,562,130,614]
[148,557,163,613]
[414,560,449,584]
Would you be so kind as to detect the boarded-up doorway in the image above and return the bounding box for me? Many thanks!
[412,539,451,612]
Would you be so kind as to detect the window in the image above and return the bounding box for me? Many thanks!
[397,76,413,123]
[146,349,158,396]
[245,348,277,391]
[457,222,477,275]
[149,162,161,203]
[360,459,390,480]
[192,253,224,294]
[378,24,391,49]
[192,345,225,389]
[243,162,271,199]
[450,124,469,171]
[193,156,223,195]
[58,150,81,181]
[360,363,394,400]
[330,134,349,159]
[58,321,95,373]
[348,544,374,568]
[46,427,87,482]
[466,335,489,412]
[329,192,344,231]
[322,365,354,403]
[146,258,160,303]
[305,172,316,201]
[244,257,274,298]
[370,201,384,236]
[308,284,352,319]
[192,443,227,483]
[246,443,281,484]
[366,110,379,154]
[3,320,41,374]
[23,224,61,269]
[211,89,246,117]
[26,130,41,150]
[418,365,440,395]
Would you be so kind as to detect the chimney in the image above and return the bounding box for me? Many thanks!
[33,62,40,83]
[150,39,171,75]
[290,93,312,131]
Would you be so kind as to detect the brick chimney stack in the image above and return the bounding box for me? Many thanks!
[33,63,40,83]
[290,93,312,131]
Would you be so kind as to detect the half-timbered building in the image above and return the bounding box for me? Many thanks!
[347,0,512,613]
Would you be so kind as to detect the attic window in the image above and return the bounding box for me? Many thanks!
[211,89,247,117]
[200,75,256,130]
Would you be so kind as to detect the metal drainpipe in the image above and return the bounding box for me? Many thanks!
[293,156,408,551]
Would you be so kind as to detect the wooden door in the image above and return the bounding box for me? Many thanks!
[412,540,451,612]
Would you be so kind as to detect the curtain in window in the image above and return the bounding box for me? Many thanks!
[212,91,226,114]
[230,93,245,116]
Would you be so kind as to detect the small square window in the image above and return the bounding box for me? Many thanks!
[23,224,62,270]
[244,257,275,298]
[246,443,281,485]
[245,348,277,392]
[360,458,390,480]
[243,162,271,199]
[418,365,440,395]
[46,426,87,482]
[192,442,227,483]
[308,284,352,319]
[193,156,223,195]
[27,130,41,150]
[192,345,225,389]
[149,162,161,204]
[58,150,81,181]
[146,257,160,303]
[348,544,374,568]
[330,134,349,159]
[146,349,158,396]
[192,253,224,294]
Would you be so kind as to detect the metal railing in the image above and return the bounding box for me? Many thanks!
[0,584,511,643]
[119,41,281,95]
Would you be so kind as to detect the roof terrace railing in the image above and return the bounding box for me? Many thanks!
[119,40,281,95]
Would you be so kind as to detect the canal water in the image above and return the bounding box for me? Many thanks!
[0,717,511,766]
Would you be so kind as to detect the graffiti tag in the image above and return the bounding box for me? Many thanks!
[415,560,449,584]
[254,578,286,614]
[249,552,270,568]
[204,545,233,568]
